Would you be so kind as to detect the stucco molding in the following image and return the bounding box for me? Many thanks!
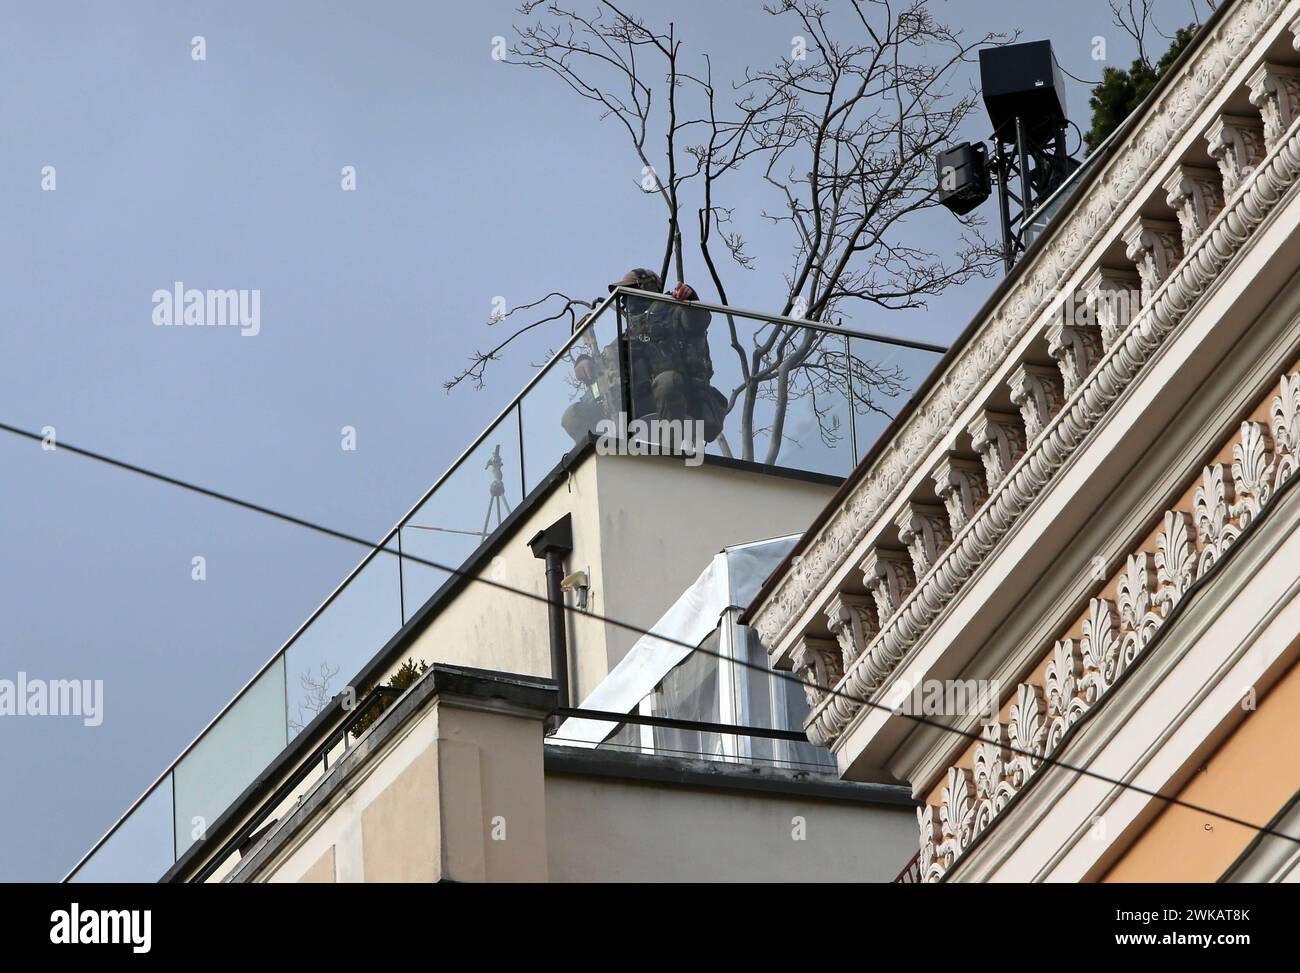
[956,493,1300,882]
[799,20,1300,751]
[892,262,1300,806]
[919,367,1300,881]
[750,0,1287,659]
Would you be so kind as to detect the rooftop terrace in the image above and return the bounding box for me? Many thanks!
[66,288,943,882]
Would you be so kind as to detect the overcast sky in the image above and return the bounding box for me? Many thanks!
[0,0,1175,881]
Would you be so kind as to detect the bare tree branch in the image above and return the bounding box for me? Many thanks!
[457,0,1008,465]
[443,292,596,392]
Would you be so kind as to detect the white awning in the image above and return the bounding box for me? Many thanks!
[550,533,798,746]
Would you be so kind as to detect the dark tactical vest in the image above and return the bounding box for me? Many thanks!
[622,299,714,393]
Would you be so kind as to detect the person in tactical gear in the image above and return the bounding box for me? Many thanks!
[560,312,613,444]
[560,268,727,448]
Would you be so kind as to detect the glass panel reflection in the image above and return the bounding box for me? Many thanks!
[172,656,287,858]
[283,550,402,736]
[69,776,176,883]
[73,290,942,882]
[399,409,523,622]
[623,297,857,475]
[850,338,941,460]
[653,632,723,759]
[519,313,620,495]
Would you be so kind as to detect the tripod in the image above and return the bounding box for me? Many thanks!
[482,444,513,534]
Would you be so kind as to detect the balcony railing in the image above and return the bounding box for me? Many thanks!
[65,289,944,882]
[893,850,922,883]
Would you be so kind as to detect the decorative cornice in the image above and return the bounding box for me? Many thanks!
[1249,61,1300,149]
[803,40,1300,750]
[1122,217,1184,304]
[1207,112,1269,196]
[1163,164,1226,250]
[920,367,1300,882]
[1079,266,1143,352]
[751,0,1286,662]
[932,455,989,531]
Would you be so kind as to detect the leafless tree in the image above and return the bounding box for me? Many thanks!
[289,662,340,735]
[449,0,1008,465]
[1107,0,1217,69]
[444,292,599,392]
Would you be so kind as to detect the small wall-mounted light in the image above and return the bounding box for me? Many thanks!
[561,570,590,611]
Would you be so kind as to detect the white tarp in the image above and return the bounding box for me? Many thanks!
[550,533,799,747]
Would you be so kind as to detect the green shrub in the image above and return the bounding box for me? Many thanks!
[1084,25,1198,154]
[348,658,429,737]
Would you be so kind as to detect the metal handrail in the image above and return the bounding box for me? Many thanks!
[65,287,943,880]
[893,850,922,883]
[187,686,402,884]
[632,289,949,354]
[64,291,625,880]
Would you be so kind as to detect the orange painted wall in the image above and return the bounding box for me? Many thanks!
[1103,654,1300,882]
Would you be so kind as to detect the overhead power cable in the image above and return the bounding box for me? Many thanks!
[1052,50,1102,87]
[5,419,1297,850]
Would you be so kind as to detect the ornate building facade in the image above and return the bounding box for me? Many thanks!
[747,0,1300,881]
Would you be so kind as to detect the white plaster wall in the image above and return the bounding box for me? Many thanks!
[593,455,835,670]
[398,452,835,701]
[544,773,915,882]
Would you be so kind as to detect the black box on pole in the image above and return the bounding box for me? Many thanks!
[979,40,1067,137]
[935,142,991,216]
